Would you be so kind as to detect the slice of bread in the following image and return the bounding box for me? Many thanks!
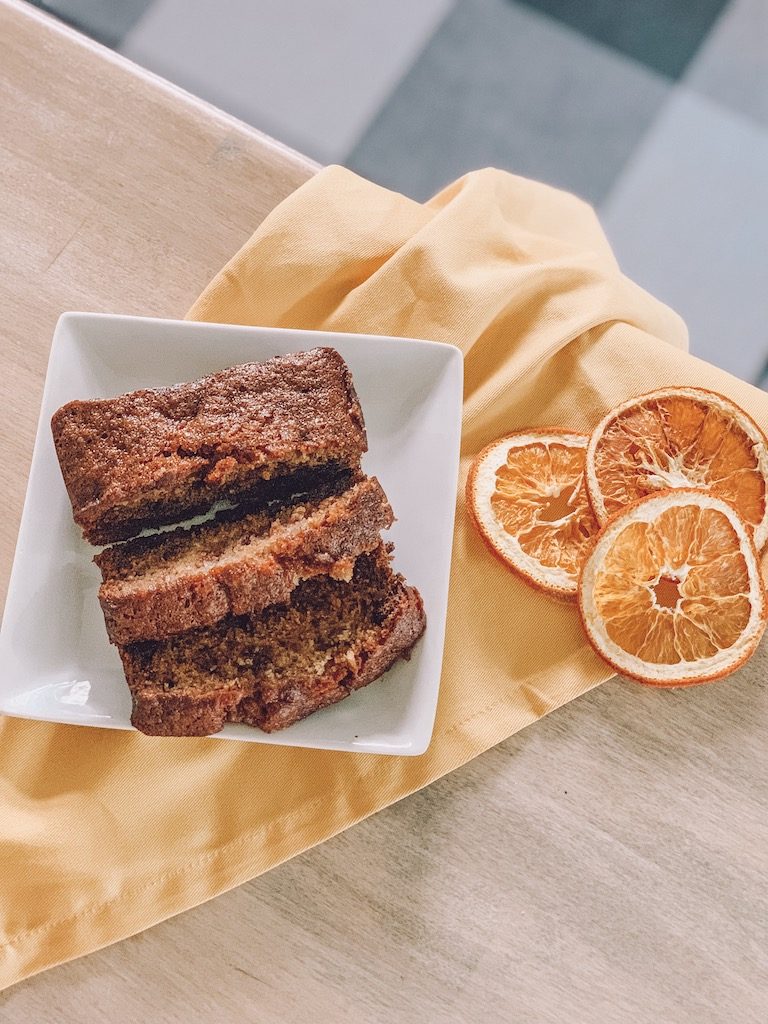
[120,547,425,737]
[95,474,393,645]
[51,348,366,544]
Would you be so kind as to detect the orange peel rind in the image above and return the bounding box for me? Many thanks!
[467,430,601,600]
[585,387,768,550]
[578,489,767,686]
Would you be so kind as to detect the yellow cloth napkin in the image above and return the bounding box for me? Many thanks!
[2,165,767,989]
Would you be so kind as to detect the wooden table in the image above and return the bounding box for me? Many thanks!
[1,3,766,1021]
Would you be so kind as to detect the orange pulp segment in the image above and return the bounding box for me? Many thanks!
[579,489,766,686]
[467,431,601,599]
[585,387,768,550]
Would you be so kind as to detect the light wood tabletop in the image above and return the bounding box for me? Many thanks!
[1,3,767,1021]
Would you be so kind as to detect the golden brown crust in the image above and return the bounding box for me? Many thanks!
[51,348,367,544]
[121,548,426,737]
[124,685,244,738]
[96,475,394,645]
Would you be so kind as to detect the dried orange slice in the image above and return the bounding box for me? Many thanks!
[579,489,766,686]
[585,387,768,549]
[467,430,601,598]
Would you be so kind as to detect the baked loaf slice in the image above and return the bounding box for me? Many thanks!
[95,473,393,645]
[51,348,366,544]
[120,546,425,737]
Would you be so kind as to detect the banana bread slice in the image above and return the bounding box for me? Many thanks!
[120,547,426,737]
[51,348,366,544]
[95,474,393,645]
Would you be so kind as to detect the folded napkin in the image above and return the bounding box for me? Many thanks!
[3,165,767,989]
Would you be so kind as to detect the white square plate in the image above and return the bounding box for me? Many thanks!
[0,314,462,755]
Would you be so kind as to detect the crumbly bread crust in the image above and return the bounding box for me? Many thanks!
[51,348,366,544]
[121,548,426,737]
[96,475,393,645]
[232,585,424,733]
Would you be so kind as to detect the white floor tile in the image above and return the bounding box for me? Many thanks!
[600,89,768,384]
[686,0,768,129]
[348,0,670,204]
[119,0,454,164]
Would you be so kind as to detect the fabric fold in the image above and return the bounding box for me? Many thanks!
[4,164,767,990]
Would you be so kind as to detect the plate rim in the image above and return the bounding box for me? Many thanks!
[0,311,464,755]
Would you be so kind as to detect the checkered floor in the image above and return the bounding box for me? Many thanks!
[33,0,768,384]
